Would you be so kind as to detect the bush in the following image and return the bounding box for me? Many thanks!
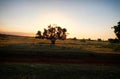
[97,38,102,42]
[108,38,119,43]
[88,38,91,41]
[72,37,77,40]
[80,39,86,42]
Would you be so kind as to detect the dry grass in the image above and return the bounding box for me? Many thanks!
[56,40,120,54]
[0,35,120,54]
[1,35,120,79]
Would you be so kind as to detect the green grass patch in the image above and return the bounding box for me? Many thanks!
[101,44,120,52]
[0,43,80,53]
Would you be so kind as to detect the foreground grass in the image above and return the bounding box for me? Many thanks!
[0,64,120,79]
[1,43,120,60]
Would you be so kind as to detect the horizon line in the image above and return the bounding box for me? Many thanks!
[0,31,116,40]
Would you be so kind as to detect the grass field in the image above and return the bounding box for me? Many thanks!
[0,34,120,79]
[0,34,120,54]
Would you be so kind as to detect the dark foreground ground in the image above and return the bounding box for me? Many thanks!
[0,43,120,65]
[0,34,120,65]
[0,64,120,79]
[1,52,120,65]
[0,44,120,79]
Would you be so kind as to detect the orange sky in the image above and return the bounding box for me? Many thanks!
[0,0,120,40]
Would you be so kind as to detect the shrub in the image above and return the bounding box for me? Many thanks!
[97,38,102,42]
[80,39,86,42]
[72,37,77,40]
[108,38,119,43]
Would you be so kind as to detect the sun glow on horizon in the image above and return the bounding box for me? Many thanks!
[0,0,119,40]
[34,11,77,38]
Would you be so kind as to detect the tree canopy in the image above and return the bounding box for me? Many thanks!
[36,24,67,44]
[112,21,120,40]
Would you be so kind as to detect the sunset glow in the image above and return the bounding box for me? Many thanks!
[0,0,120,40]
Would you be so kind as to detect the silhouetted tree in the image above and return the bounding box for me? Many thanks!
[35,30,42,39]
[112,21,120,40]
[36,24,67,44]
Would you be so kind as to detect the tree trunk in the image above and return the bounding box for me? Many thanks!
[116,33,120,40]
[51,39,56,44]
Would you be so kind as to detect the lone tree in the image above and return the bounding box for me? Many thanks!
[112,21,120,40]
[36,24,67,44]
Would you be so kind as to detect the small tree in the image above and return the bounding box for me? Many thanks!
[112,21,120,40]
[36,24,67,44]
[35,30,42,39]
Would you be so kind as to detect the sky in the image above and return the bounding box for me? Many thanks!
[0,0,120,40]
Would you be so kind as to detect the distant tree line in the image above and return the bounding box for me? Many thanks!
[35,24,67,44]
